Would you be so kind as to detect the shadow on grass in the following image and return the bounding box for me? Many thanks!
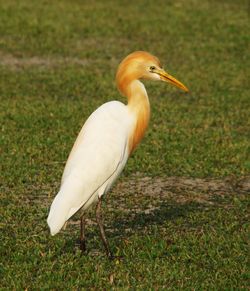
[58,200,210,255]
[108,201,206,238]
[40,175,249,255]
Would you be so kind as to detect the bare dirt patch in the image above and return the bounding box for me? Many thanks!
[117,175,249,196]
[26,175,249,229]
[108,174,249,208]
[0,51,90,69]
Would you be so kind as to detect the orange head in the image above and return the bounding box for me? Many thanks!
[116,51,188,96]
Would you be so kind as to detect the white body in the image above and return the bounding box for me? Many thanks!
[47,101,135,235]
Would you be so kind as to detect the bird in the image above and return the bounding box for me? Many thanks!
[47,51,188,258]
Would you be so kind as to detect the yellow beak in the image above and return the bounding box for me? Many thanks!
[156,69,189,92]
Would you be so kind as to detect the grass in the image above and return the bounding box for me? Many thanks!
[0,0,249,289]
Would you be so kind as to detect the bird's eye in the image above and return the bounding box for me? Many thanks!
[150,66,156,71]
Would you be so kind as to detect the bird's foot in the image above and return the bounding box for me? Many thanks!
[76,239,87,254]
[80,241,86,253]
[107,252,123,261]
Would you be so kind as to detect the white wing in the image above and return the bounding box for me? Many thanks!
[47,101,133,235]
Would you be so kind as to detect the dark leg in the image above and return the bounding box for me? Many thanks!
[96,196,112,258]
[80,215,86,252]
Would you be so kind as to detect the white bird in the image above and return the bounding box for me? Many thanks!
[47,51,188,258]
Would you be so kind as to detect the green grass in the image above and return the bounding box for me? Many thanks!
[0,0,249,289]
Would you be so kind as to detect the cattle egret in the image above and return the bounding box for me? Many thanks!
[47,51,188,258]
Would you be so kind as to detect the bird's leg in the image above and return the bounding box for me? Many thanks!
[80,215,86,252]
[96,196,112,258]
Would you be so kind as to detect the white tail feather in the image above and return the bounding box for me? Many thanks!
[47,190,71,236]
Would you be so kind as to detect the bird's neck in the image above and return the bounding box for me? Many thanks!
[126,80,151,153]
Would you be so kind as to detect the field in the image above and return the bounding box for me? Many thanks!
[0,0,249,289]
